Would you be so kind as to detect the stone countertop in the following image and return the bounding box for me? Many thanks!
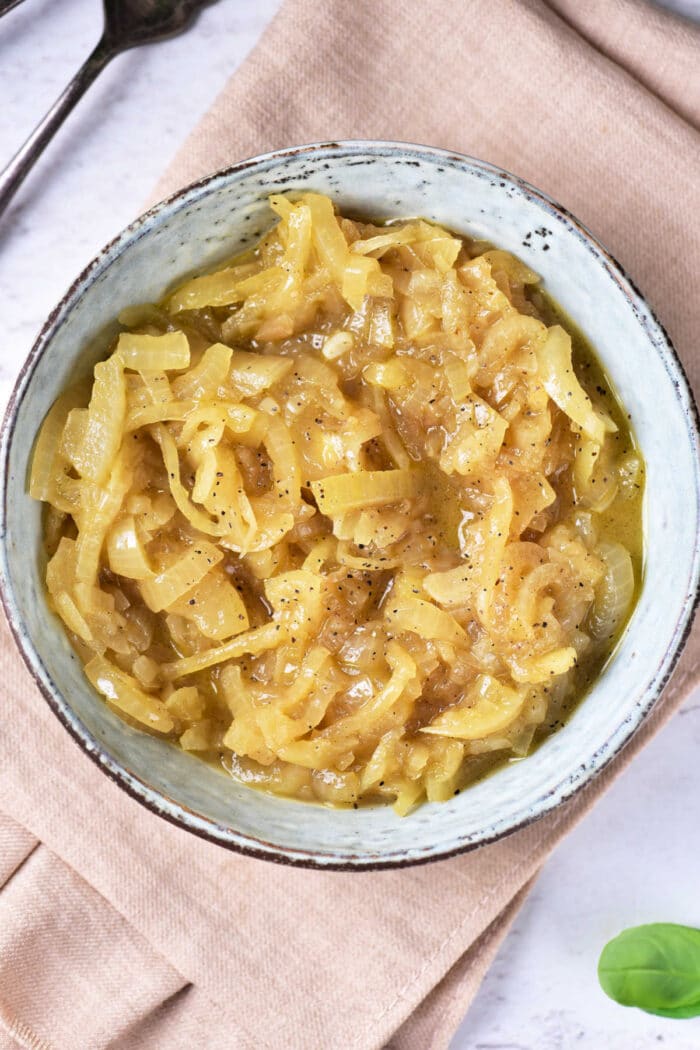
[1,2,699,1048]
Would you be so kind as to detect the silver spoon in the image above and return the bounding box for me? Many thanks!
[0,1,27,17]
[0,0,215,219]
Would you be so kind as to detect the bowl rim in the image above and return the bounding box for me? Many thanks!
[1,138,699,871]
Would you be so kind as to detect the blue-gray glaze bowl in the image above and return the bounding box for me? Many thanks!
[1,141,698,869]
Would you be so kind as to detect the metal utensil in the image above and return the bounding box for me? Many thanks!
[0,0,214,219]
[0,0,27,18]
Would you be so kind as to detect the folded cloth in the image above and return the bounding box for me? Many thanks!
[1,2,699,1048]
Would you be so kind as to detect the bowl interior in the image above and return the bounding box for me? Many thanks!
[2,142,698,868]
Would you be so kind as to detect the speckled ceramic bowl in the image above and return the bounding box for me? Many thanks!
[1,141,698,869]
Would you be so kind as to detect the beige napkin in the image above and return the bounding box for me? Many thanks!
[1,2,699,1048]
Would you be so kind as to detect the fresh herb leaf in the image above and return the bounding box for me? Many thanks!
[598,923,700,1019]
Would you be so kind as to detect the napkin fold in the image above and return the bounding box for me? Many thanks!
[1,2,699,1048]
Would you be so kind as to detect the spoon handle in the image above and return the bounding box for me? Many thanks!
[0,40,114,220]
[0,0,27,16]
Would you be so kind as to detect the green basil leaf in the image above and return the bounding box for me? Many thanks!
[599,923,700,1019]
[640,1003,700,1020]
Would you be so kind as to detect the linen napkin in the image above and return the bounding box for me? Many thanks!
[1,2,699,1048]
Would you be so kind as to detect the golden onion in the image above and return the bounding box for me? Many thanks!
[31,191,643,814]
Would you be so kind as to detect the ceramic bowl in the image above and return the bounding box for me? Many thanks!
[1,141,698,870]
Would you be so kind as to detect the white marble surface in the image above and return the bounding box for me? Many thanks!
[1,2,699,1049]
